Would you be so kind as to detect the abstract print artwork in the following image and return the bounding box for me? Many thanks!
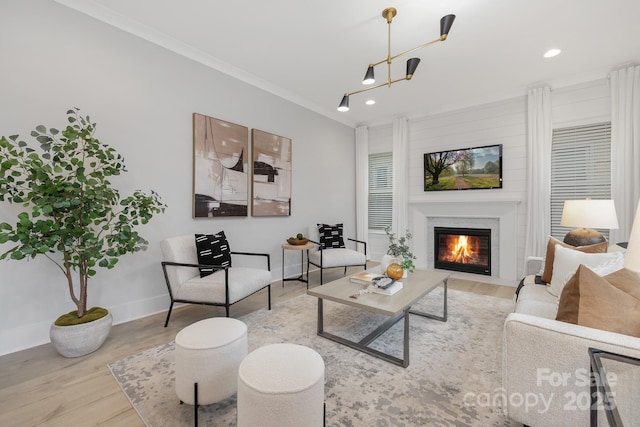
[193,113,248,217]
[251,129,292,216]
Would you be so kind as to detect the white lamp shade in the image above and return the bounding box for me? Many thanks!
[560,199,619,229]
[624,200,640,273]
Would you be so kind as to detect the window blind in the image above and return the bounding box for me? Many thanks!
[368,152,393,230]
[550,122,612,240]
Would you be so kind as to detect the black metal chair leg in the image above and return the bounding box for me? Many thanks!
[268,284,272,310]
[343,266,347,275]
[164,301,174,327]
[194,382,198,427]
[225,305,230,317]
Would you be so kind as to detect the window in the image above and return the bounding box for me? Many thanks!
[368,152,392,230]
[550,122,612,240]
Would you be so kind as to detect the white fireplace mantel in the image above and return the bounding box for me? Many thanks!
[410,199,521,283]
[409,196,522,205]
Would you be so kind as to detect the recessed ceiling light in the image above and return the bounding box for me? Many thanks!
[366,99,375,105]
[544,48,561,58]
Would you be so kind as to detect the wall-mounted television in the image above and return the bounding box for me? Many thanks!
[424,144,502,191]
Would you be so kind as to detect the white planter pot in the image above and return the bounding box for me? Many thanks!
[380,254,398,274]
[49,312,113,358]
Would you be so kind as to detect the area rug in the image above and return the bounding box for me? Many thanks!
[108,288,519,426]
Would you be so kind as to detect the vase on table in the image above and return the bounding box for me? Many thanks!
[380,253,397,274]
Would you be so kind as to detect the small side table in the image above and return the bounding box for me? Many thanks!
[589,347,640,427]
[281,243,314,288]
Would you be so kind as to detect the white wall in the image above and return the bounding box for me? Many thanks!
[552,78,610,128]
[0,0,355,356]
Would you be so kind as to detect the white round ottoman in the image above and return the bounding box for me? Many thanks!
[174,317,248,406]
[237,343,325,427]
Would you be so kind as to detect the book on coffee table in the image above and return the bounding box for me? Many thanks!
[350,272,384,285]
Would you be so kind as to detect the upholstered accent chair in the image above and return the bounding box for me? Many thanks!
[307,223,367,285]
[160,233,271,326]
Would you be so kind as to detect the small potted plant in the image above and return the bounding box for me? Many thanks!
[0,108,165,357]
[382,225,416,276]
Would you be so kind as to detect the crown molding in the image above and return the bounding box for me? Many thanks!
[53,0,355,128]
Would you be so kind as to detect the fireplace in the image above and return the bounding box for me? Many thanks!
[434,227,491,275]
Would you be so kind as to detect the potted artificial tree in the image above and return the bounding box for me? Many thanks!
[0,108,165,357]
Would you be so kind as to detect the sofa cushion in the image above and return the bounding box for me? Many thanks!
[514,284,558,319]
[180,267,271,304]
[556,265,640,337]
[308,247,366,268]
[318,223,345,249]
[548,245,622,297]
[541,236,607,283]
[195,232,232,277]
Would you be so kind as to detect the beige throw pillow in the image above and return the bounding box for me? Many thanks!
[541,236,608,284]
[556,265,640,338]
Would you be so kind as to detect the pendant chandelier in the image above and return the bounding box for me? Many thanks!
[337,7,455,112]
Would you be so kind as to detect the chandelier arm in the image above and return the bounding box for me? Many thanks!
[363,36,443,72]
[370,58,389,68]
[388,76,409,85]
[386,14,393,86]
[389,37,442,62]
[347,82,389,97]
[387,18,392,64]
[346,76,409,97]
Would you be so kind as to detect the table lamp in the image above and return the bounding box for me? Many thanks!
[560,199,619,246]
[624,200,640,274]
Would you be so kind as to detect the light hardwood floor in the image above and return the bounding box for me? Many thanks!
[0,267,515,426]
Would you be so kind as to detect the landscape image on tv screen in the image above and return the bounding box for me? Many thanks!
[424,144,502,191]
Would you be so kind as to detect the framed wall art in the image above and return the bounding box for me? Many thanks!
[251,129,292,216]
[193,113,248,217]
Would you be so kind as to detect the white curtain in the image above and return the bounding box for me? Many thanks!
[524,87,552,262]
[610,65,640,243]
[392,117,409,235]
[355,125,369,253]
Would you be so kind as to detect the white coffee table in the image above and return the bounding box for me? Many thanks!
[307,268,449,367]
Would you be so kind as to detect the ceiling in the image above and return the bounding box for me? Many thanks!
[55,0,640,128]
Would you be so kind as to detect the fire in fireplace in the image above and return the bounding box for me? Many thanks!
[434,227,491,275]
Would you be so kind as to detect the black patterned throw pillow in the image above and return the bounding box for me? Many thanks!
[318,223,345,249]
[195,232,232,277]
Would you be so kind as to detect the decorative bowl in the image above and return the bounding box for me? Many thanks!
[287,238,309,245]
